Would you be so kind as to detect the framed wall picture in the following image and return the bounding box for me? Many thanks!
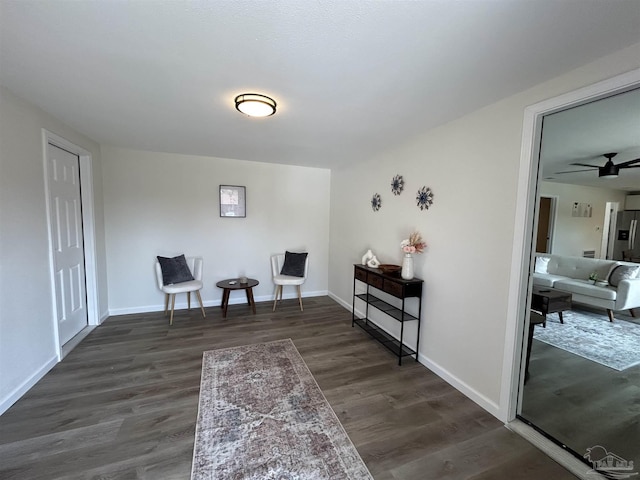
[219,185,246,217]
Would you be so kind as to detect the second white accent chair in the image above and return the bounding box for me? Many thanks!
[271,253,309,311]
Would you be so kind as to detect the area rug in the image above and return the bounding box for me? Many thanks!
[191,339,373,480]
[533,310,640,371]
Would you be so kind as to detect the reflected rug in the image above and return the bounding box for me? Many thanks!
[534,310,640,371]
[191,339,373,480]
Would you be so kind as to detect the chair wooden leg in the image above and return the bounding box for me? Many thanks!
[164,294,169,315]
[273,285,281,311]
[607,309,615,322]
[630,308,636,317]
[196,290,206,318]
[297,285,303,311]
[187,292,191,310]
[170,294,176,325]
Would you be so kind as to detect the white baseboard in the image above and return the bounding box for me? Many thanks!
[108,290,328,317]
[328,291,352,310]
[417,352,501,418]
[61,325,96,359]
[0,355,58,416]
[329,289,501,419]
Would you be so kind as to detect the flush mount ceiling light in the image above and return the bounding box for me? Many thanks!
[234,93,276,117]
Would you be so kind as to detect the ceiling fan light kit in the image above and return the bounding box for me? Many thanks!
[234,93,277,117]
[599,162,619,178]
[598,152,619,178]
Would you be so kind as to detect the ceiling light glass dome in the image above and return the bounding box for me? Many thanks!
[234,93,276,117]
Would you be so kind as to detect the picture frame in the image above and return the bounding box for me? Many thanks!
[219,185,246,218]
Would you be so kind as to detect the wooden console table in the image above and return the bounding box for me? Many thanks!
[352,264,423,365]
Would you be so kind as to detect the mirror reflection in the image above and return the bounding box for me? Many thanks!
[520,87,640,468]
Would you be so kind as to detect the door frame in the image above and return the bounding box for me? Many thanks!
[42,129,100,360]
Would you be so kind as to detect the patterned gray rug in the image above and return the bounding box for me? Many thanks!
[191,339,373,480]
[534,310,640,371]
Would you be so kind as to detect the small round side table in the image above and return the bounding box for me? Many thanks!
[216,278,259,318]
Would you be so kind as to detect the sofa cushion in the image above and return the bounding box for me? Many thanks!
[554,278,617,301]
[608,264,640,287]
[532,273,564,287]
[546,255,617,281]
[534,257,550,273]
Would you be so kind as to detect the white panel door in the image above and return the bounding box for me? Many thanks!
[47,143,88,345]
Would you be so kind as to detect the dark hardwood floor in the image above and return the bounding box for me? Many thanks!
[522,308,640,465]
[0,296,576,479]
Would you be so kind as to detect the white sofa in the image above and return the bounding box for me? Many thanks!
[533,254,640,321]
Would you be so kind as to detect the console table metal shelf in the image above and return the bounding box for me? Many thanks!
[352,264,423,365]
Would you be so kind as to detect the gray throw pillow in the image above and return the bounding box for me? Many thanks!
[157,254,194,285]
[608,264,639,287]
[280,251,308,277]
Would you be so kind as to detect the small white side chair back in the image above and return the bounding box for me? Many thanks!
[271,254,309,312]
[155,256,206,325]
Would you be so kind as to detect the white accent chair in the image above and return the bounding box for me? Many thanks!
[271,253,309,311]
[155,256,206,325]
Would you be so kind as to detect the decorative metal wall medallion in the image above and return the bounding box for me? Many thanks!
[391,175,404,196]
[371,193,382,211]
[416,186,434,210]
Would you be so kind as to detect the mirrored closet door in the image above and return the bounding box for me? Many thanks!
[519,87,640,472]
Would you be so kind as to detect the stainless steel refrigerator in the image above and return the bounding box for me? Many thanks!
[613,210,640,261]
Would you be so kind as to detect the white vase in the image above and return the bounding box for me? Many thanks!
[401,253,414,280]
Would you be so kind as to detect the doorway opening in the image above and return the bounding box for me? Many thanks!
[535,196,556,254]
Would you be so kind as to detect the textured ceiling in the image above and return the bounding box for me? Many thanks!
[1,0,639,169]
[541,88,640,191]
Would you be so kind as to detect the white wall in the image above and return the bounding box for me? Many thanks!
[539,181,627,257]
[2,41,637,425]
[101,146,330,314]
[328,43,640,420]
[0,86,108,413]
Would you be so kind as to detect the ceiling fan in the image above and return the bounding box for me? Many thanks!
[555,153,640,178]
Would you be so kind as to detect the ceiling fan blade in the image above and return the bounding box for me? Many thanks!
[554,168,598,174]
[570,162,600,168]
[617,157,640,167]
[619,164,640,169]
